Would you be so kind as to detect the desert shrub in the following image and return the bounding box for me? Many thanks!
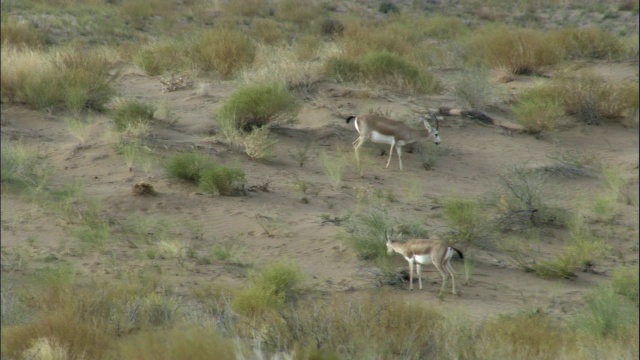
[221,0,268,17]
[512,85,565,134]
[276,0,322,26]
[611,266,640,306]
[320,18,345,38]
[552,71,639,124]
[232,261,303,317]
[1,137,49,192]
[189,28,256,79]
[550,27,624,60]
[250,18,287,45]
[465,25,563,75]
[217,82,300,134]
[483,311,575,359]
[345,209,392,261]
[441,196,491,249]
[423,15,470,40]
[242,125,279,161]
[358,51,442,93]
[320,151,347,188]
[327,52,442,94]
[198,164,246,196]
[111,99,155,132]
[1,21,46,49]
[493,165,567,230]
[2,312,111,360]
[325,57,361,82]
[338,19,415,60]
[453,66,495,111]
[164,152,212,183]
[109,326,236,360]
[379,1,400,14]
[1,46,115,112]
[532,236,608,279]
[133,41,187,76]
[415,141,445,170]
[256,293,445,358]
[575,285,639,338]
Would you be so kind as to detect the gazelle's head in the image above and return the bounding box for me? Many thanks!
[421,112,441,145]
[385,230,403,254]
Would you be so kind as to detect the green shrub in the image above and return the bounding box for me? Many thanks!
[320,18,345,38]
[189,28,256,78]
[133,41,187,76]
[1,21,46,49]
[512,86,565,134]
[423,15,470,40]
[325,57,361,82]
[111,99,155,132]
[249,18,287,45]
[379,1,400,14]
[198,165,245,196]
[550,27,624,60]
[465,25,563,75]
[242,125,279,161]
[441,196,490,249]
[217,82,300,134]
[1,137,49,192]
[276,0,322,26]
[611,266,640,306]
[164,152,212,183]
[453,66,495,111]
[552,71,639,124]
[232,261,303,317]
[346,209,391,261]
[358,51,442,94]
[575,285,639,338]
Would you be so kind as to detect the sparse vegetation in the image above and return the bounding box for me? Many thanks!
[512,85,565,134]
[164,152,211,183]
[242,125,279,161]
[189,28,256,79]
[441,196,491,249]
[198,164,246,196]
[111,99,156,132]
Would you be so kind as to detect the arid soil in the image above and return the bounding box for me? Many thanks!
[1,60,638,322]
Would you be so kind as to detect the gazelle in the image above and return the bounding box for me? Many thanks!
[345,112,440,171]
[386,231,463,296]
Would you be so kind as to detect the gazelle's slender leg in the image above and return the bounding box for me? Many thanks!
[385,141,395,168]
[353,136,365,164]
[432,260,448,295]
[416,263,423,290]
[446,260,457,295]
[396,145,403,170]
[408,258,414,291]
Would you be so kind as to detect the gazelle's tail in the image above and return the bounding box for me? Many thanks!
[346,116,356,124]
[450,247,464,260]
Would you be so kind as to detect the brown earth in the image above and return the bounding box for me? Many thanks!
[1,60,638,322]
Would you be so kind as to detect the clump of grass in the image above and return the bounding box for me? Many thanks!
[242,125,279,161]
[423,15,470,40]
[512,85,565,135]
[276,0,322,26]
[164,152,212,183]
[111,99,156,132]
[1,21,46,49]
[574,285,639,338]
[250,18,287,45]
[320,18,345,38]
[222,0,269,17]
[288,136,314,167]
[550,27,624,60]
[1,46,115,113]
[321,151,347,188]
[198,164,246,196]
[441,196,491,249]
[453,66,495,111]
[379,1,400,14]
[110,326,237,360]
[611,266,639,306]
[232,261,304,317]
[1,137,50,192]
[133,40,187,76]
[326,51,442,94]
[345,208,392,261]
[189,28,256,79]
[552,71,639,124]
[217,82,300,137]
[465,25,563,75]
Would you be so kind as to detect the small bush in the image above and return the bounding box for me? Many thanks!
[320,18,345,38]
[346,209,391,261]
[276,0,322,26]
[441,196,491,249]
[111,99,155,132]
[133,41,187,76]
[222,0,269,17]
[512,85,565,134]
[198,165,246,196]
[250,18,287,45]
[575,285,639,338]
[552,71,639,124]
[321,152,347,188]
[325,57,361,82]
[423,15,470,40]
[242,126,279,161]
[453,66,495,111]
[379,1,400,14]
[1,21,46,49]
[533,236,608,279]
[189,28,256,79]
[465,25,563,75]
[217,82,300,133]
[611,266,640,306]
[550,27,624,60]
[232,261,303,317]
[358,51,442,94]
[164,152,212,183]
[1,137,49,192]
